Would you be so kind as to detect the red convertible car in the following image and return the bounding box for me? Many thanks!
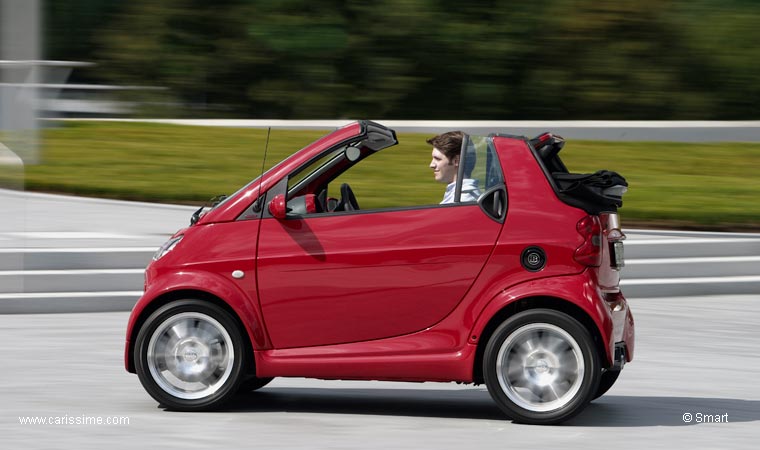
[125,121,634,424]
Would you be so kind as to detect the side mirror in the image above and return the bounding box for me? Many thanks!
[268,194,288,220]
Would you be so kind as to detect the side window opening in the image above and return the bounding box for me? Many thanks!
[456,135,504,203]
[284,134,505,216]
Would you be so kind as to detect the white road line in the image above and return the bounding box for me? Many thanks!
[621,276,760,285]
[626,229,760,238]
[0,187,195,210]
[0,269,144,276]
[0,247,155,253]
[626,256,760,265]
[626,238,760,245]
[0,291,143,299]
[2,232,141,239]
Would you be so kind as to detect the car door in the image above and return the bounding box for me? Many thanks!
[256,203,503,349]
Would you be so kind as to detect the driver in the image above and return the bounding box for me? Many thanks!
[427,131,480,204]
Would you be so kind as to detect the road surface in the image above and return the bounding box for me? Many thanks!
[1,295,757,449]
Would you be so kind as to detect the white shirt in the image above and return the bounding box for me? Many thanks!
[441,179,481,204]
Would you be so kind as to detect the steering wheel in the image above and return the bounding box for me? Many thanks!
[338,183,360,211]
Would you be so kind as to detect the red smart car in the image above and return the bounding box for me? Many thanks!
[125,121,634,425]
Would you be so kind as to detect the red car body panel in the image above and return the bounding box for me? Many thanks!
[257,205,501,348]
[124,220,271,371]
[125,121,634,384]
[253,271,624,383]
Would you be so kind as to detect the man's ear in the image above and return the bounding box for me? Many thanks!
[453,155,460,166]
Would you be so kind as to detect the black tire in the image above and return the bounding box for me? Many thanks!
[593,369,621,400]
[239,376,274,393]
[134,299,247,411]
[483,309,601,425]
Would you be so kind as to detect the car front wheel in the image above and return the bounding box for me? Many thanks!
[483,309,601,424]
[134,299,246,411]
[239,376,274,392]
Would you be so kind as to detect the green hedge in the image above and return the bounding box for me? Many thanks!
[12,121,760,231]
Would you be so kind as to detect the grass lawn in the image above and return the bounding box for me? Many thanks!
[5,121,760,230]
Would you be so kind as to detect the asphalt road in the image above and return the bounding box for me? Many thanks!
[1,294,758,449]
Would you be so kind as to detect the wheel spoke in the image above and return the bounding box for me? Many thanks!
[524,334,539,352]
[508,372,530,388]
[543,334,568,355]
[545,383,560,401]
[169,321,190,340]
[528,383,545,401]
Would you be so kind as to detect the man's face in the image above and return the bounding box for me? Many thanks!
[430,148,458,184]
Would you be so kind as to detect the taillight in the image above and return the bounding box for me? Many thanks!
[605,213,626,270]
[574,215,602,267]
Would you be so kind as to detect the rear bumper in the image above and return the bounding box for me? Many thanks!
[612,341,628,370]
[603,290,635,366]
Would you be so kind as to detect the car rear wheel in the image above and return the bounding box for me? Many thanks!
[483,309,601,424]
[134,299,246,410]
[593,369,621,400]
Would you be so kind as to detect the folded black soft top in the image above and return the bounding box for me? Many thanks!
[529,132,629,214]
[552,170,628,214]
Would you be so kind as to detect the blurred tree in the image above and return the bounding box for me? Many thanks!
[92,0,258,116]
[674,0,760,119]
[243,0,351,117]
[45,0,126,63]
[55,0,759,119]
[509,0,701,119]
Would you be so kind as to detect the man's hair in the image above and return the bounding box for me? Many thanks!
[426,131,464,162]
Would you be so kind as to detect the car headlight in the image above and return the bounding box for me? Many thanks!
[153,235,183,261]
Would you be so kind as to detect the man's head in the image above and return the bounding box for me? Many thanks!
[427,131,464,184]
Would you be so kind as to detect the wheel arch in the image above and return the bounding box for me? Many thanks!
[126,289,257,376]
[471,296,608,384]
